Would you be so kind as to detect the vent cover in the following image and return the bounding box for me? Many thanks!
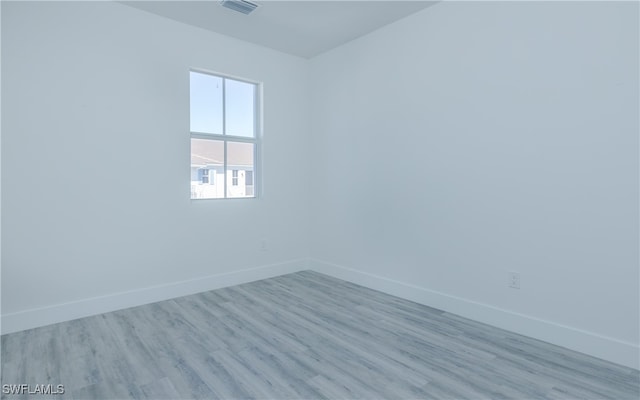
[220,0,258,15]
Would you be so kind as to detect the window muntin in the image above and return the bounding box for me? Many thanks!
[190,71,258,199]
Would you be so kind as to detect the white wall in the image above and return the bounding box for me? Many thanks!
[309,1,639,368]
[1,1,309,330]
[2,0,638,370]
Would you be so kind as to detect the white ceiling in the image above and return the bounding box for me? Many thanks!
[120,1,438,58]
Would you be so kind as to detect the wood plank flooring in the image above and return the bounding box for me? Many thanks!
[2,271,639,399]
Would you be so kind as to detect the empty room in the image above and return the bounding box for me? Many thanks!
[1,0,639,399]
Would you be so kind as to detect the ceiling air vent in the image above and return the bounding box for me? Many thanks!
[220,0,258,15]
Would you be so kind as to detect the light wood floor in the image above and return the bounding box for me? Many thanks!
[2,271,639,399]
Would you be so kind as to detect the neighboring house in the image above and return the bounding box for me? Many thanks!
[190,139,254,199]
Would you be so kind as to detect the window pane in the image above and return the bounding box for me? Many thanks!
[190,72,223,134]
[227,141,255,198]
[225,79,255,137]
[191,138,224,199]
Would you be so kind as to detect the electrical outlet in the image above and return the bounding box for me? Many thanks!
[508,271,521,289]
[260,239,268,251]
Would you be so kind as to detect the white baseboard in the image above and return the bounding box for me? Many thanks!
[1,259,308,335]
[309,258,639,370]
[4,257,638,370]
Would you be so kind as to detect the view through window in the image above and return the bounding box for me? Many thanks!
[190,71,258,199]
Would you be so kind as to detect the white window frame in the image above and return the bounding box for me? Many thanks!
[189,69,261,200]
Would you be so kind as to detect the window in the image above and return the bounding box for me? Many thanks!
[198,168,210,184]
[245,170,254,196]
[232,170,239,186]
[190,70,258,199]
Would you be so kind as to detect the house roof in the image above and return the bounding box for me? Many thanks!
[191,139,253,168]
